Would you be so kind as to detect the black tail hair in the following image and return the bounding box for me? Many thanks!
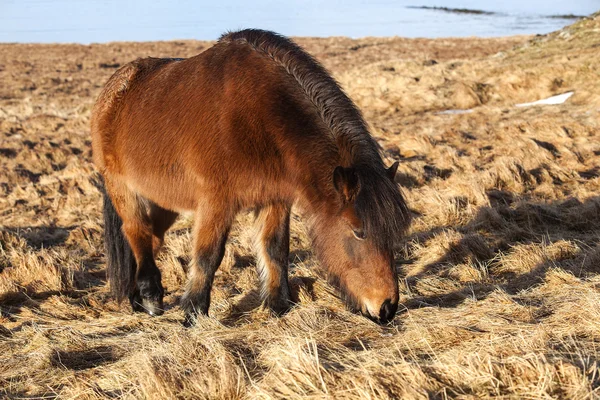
[100,180,136,302]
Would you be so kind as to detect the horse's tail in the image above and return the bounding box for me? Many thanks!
[100,179,136,302]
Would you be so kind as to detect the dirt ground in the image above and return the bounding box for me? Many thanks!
[1,13,600,399]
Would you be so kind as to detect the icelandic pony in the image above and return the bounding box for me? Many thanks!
[91,29,410,325]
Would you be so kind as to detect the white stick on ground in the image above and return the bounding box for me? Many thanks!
[516,91,574,107]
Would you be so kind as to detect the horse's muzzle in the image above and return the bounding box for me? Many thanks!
[379,298,397,324]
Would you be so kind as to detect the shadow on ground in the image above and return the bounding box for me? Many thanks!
[395,193,600,317]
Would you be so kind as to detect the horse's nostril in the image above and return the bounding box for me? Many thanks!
[379,299,397,323]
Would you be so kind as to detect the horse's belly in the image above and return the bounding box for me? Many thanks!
[118,130,294,213]
[125,168,202,213]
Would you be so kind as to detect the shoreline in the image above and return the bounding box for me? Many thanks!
[1,32,536,46]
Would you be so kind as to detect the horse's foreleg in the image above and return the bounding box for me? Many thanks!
[181,203,232,326]
[105,179,164,316]
[255,203,292,315]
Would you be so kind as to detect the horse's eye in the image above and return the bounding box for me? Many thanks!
[352,229,366,240]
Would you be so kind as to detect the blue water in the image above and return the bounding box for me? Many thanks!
[1,0,598,43]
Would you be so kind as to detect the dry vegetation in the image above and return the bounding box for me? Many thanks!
[1,13,600,399]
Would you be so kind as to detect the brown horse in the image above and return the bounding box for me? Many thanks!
[91,29,410,326]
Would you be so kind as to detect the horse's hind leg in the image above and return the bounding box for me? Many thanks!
[149,202,179,257]
[255,203,292,315]
[181,203,233,326]
[105,178,164,316]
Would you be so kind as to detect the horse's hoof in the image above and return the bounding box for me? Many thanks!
[182,308,210,327]
[180,292,210,326]
[141,297,164,316]
[266,298,292,316]
[129,290,164,316]
[182,314,195,327]
[129,290,144,313]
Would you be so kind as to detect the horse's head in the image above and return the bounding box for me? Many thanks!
[312,162,410,323]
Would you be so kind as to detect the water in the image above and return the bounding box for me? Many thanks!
[1,0,598,43]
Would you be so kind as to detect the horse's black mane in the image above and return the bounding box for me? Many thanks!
[220,29,410,249]
[220,29,379,167]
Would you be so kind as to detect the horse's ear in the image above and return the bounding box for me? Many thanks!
[333,166,360,202]
[386,161,399,181]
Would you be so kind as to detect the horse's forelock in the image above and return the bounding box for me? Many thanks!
[355,167,411,251]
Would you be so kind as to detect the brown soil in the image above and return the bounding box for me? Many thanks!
[1,13,600,399]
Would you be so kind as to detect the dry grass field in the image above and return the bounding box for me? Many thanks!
[1,13,600,399]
